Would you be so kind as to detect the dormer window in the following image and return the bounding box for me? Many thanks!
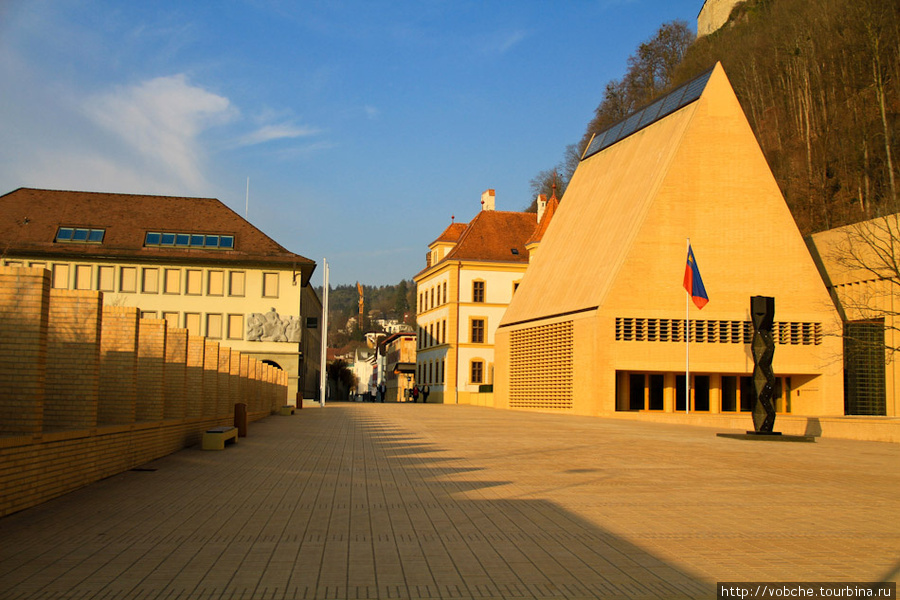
[56,227,105,243]
[144,232,235,249]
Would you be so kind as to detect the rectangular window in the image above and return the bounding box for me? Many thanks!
[141,310,158,319]
[185,269,202,295]
[629,374,645,410]
[52,264,69,289]
[98,266,115,292]
[185,313,201,336]
[722,376,738,412]
[163,312,179,328]
[471,361,484,384]
[208,270,224,296]
[649,374,664,410]
[74,264,92,290]
[229,271,246,296]
[473,281,485,303]
[164,268,181,294]
[5,260,23,267]
[142,268,159,293]
[120,267,137,292]
[228,314,244,340]
[471,318,485,344]
[30,262,46,270]
[206,313,223,339]
[263,272,279,298]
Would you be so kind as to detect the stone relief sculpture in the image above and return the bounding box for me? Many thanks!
[247,308,302,343]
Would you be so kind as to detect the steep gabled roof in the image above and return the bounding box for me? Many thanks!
[443,210,536,264]
[0,188,316,281]
[501,62,833,328]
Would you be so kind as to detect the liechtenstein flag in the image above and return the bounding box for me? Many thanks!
[683,244,709,309]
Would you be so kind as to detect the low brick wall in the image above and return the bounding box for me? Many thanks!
[0,267,289,517]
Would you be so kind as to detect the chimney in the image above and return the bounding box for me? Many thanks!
[481,189,495,211]
[536,194,548,223]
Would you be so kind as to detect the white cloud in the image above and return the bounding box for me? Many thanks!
[233,122,321,148]
[82,74,237,192]
[495,29,529,54]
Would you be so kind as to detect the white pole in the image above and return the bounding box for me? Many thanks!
[245,177,250,220]
[685,238,690,415]
[319,258,329,407]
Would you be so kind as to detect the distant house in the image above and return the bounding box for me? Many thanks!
[414,189,556,404]
[379,332,417,402]
[494,63,844,420]
[0,187,320,401]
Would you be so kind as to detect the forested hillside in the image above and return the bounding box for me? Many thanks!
[535,0,899,235]
[316,281,417,348]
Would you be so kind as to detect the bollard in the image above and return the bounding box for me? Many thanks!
[234,402,248,437]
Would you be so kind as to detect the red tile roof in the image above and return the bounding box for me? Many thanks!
[525,193,559,246]
[443,210,536,264]
[0,188,315,281]
[431,222,468,245]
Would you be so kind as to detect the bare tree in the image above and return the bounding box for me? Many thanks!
[825,215,900,357]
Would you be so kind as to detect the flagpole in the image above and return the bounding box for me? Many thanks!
[319,258,329,407]
[685,238,690,415]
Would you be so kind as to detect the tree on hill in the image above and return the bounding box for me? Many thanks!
[533,0,899,236]
[524,20,693,211]
[672,0,899,233]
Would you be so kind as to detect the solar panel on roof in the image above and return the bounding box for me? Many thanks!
[616,111,645,142]
[657,85,688,117]
[581,67,715,162]
[583,131,604,158]
[680,70,712,105]
[637,97,667,128]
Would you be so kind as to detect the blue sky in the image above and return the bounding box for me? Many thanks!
[0,0,702,286]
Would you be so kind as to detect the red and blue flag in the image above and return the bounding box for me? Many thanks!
[683,244,709,309]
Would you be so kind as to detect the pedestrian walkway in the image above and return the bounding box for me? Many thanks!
[1,403,898,600]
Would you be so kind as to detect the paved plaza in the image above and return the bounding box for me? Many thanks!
[1,403,898,599]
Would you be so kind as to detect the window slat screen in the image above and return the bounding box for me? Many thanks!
[614,318,822,345]
[510,321,574,410]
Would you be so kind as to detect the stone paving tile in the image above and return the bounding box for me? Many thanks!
[1,403,899,600]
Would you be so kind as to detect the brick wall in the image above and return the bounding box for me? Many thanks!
[186,335,206,418]
[217,346,232,417]
[203,340,220,417]
[45,289,101,431]
[99,306,139,425]
[164,328,188,419]
[137,318,167,422]
[0,267,50,436]
[0,267,288,517]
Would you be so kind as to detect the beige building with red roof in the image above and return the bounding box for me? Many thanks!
[0,188,321,402]
[415,189,553,404]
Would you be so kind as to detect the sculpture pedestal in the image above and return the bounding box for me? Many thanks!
[716,432,816,443]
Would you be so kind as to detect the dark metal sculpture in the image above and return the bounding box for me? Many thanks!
[750,296,776,433]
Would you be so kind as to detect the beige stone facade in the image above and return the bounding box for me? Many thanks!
[495,63,845,420]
